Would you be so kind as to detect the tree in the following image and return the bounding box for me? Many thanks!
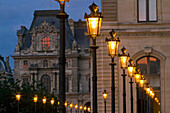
[0,73,59,113]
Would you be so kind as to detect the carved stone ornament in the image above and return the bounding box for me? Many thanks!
[31,21,58,34]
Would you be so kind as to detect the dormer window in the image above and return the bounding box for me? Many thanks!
[42,37,50,51]
[23,60,28,68]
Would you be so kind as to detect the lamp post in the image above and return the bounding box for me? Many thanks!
[56,0,69,113]
[134,68,141,113]
[75,104,78,113]
[79,105,83,113]
[70,102,73,113]
[84,106,87,113]
[118,47,130,113]
[139,76,146,113]
[102,90,108,113]
[145,84,151,113]
[51,98,55,113]
[106,30,120,113]
[88,107,91,113]
[84,3,102,113]
[16,93,21,113]
[127,59,136,113]
[42,96,47,113]
[33,95,38,113]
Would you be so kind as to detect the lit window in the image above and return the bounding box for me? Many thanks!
[23,60,28,68]
[42,37,50,51]
[138,0,157,22]
[41,75,51,92]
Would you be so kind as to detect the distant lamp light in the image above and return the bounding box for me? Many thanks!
[33,95,38,103]
[106,30,120,58]
[128,59,136,78]
[75,104,78,110]
[16,93,21,101]
[42,97,46,104]
[134,68,141,83]
[64,101,68,107]
[102,90,108,100]
[84,2,103,38]
[118,47,130,69]
[70,102,73,109]
[139,76,146,87]
[88,107,91,112]
[84,106,87,111]
[79,105,83,110]
[51,98,55,105]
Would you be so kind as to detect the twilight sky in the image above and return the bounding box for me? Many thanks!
[0,0,101,69]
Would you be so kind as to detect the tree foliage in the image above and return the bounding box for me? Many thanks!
[0,73,58,113]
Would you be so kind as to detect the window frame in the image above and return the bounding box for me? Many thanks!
[42,37,50,51]
[137,0,158,22]
[23,60,28,68]
[41,75,51,92]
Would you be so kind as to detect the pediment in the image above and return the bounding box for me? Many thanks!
[31,21,59,34]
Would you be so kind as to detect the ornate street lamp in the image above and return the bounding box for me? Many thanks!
[51,98,55,113]
[103,90,108,113]
[134,68,141,113]
[79,105,83,113]
[70,102,73,113]
[42,96,46,113]
[127,59,136,113]
[88,107,91,112]
[105,30,120,113]
[118,47,130,113]
[16,93,21,113]
[84,3,103,113]
[55,0,69,113]
[145,83,151,113]
[64,101,68,107]
[33,95,38,113]
[75,104,78,113]
[84,106,87,111]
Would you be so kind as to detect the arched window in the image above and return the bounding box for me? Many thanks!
[137,56,160,112]
[137,56,160,88]
[23,60,28,68]
[42,37,50,51]
[41,75,51,92]
[43,60,48,68]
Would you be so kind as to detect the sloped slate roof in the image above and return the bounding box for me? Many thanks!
[74,21,90,49]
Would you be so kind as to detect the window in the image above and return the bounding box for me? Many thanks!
[138,0,157,22]
[137,56,160,112]
[43,60,48,68]
[23,78,29,86]
[42,37,50,51]
[88,77,91,92]
[23,60,28,68]
[66,77,69,92]
[41,75,51,92]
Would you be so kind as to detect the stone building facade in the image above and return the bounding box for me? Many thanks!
[12,10,91,113]
[96,0,170,113]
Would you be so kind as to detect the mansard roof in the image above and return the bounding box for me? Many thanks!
[74,20,90,49]
[18,10,74,50]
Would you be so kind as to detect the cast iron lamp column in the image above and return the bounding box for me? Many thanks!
[134,68,141,113]
[118,47,130,113]
[42,96,47,113]
[56,1,69,113]
[70,102,73,113]
[103,90,108,113]
[33,95,38,113]
[16,93,21,113]
[139,76,146,113]
[145,84,151,113]
[127,59,136,113]
[84,3,103,113]
[106,30,120,113]
[51,98,55,113]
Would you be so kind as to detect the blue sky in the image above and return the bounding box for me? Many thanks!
[0,0,101,70]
